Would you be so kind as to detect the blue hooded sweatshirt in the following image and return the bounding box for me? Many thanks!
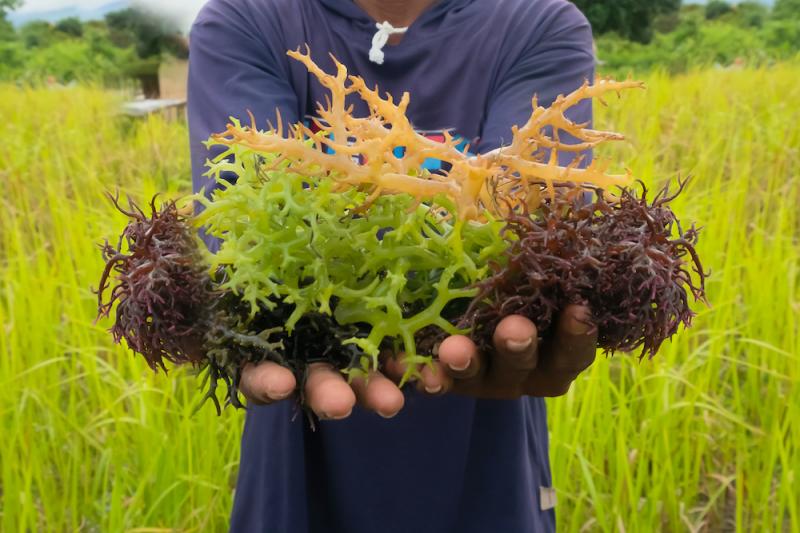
[188,1,595,531]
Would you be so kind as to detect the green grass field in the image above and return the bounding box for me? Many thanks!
[1,65,798,532]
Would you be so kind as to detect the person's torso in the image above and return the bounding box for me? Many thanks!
[224,1,574,531]
[239,0,552,143]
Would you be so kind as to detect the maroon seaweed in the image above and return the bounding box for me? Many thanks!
[95,195,372,412]
[461,179,708,359]
[96,194,215,370]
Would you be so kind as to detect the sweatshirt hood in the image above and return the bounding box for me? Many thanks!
[316,0,477,34]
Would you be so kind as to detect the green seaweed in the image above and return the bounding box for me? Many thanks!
[193,135,507,383]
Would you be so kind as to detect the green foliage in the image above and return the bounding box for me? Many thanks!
[194,132,507,378]
[600,23,759,74]
[19,20,58,48]
[101,8,187,95]
[18,18,87,48]
[762,19,800,55]
[653,11,682,34]
[0,0,20,16]
[105,8,187,64]
[0,40,24,78]
[705,1,733,20]
[55,17,84,38]
[0,8,186,85]
[0,12,185,86]
[736,1,769,28]
[572,0,682,43]
[774,0,800,20]
[0,15,14,41]
[14,28,134,83]
[596,5,800,75]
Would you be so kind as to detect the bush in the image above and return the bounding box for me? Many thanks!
[19,20,58,48]
[762,20,800,58]
[55,17,83,38]
[735,1,769,28]
[21,38,132,83]
[773,0,800,20]
[706,1,733,20]
[0,40,25,79]
[597,19,770,75]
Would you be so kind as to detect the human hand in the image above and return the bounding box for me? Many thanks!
[237,304,597,419]
[384,304,598,399]
[238,359,405,421]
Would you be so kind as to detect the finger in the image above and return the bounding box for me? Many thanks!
[438,335,482,380]
[304,363,356,420]
[525,305,597,397]
[351,371,405,418]
[417,360,453,395]
[538,305,597,377]
[382,351,420,384]
[239,361,297,405]
[488,314,539,384]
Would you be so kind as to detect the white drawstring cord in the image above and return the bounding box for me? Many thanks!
[369,21,408,65]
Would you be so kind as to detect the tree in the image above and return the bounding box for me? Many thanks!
[0,0,21,41]
[105,8,188,98]
[571,0,682,43]
[0,0,21,16]
[0,17,14,41]
[19,21,58,49]
[55,17,84,38]
[734,2,769,28]
[705,1,733,20]
[773,0,800,20]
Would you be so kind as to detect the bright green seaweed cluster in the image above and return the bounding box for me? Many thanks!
[194,129,507,381]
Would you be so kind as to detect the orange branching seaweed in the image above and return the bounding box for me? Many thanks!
[211,47,645,220]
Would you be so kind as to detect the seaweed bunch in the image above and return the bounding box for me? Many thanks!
[96,194,215,370]
[194,50,649,381]
[461,179,708,359]
[95,195,288,411]
[195,149,506,382]
[96,49,708,412]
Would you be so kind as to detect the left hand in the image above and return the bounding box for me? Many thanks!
[384,304,598,399]
[237,304,597,421]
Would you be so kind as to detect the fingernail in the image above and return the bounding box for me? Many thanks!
[321,409,352,421]
[378,410,398,419]
[267,389,292,401]
[424,384,443,395]
[505,337,534,353]
[448,359,471,372]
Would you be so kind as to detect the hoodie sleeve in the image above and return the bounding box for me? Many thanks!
[476,0,595,164]
[188,0,300,201]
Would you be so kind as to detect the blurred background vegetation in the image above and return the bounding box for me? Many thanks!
[0,1,187,96]
[591,0,800,76]
[0,0,799,90]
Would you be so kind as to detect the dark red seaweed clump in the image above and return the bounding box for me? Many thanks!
[96,194,215,371]
[95,195,373,412]
[463,179,708,359]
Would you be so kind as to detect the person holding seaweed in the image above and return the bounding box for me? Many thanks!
[188,0,599,531]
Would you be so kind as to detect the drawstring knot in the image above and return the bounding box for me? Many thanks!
[369,21,408,65]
